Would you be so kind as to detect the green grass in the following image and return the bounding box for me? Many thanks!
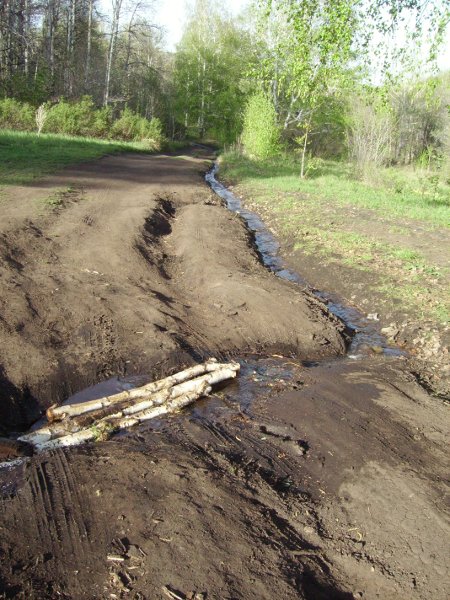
[220,151,450,227]
[219,150,450,325]
[0,129,148,186]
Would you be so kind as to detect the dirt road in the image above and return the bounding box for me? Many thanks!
[0,150,448,599]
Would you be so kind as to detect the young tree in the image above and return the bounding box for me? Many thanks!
[241,91,280,159]
[256,0,355,176]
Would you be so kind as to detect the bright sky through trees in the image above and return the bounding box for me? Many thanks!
[99,0,249,51]
[98,0,449,69]
[156,0,249,50]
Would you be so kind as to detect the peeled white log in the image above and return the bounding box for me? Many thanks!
[19,364,240,445]
[34,383,213,453]
[123,366,239,415]
[46,359,227,422]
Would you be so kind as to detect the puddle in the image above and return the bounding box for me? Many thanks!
[126,357,300,434]
[206,164,403,357]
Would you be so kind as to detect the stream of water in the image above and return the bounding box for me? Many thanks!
[205,164,403,358]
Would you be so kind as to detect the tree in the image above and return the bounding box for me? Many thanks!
[173,0,254,142]
[256,0,355,176]
[104,0,123,106]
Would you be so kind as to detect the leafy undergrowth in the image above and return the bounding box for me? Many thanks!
[0,129,150,186]
[220,151,450,378]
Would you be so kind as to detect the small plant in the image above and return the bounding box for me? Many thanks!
[35,104,47,135]
[43,190,65,207]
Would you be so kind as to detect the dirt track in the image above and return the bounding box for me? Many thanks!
[0,150,448,599]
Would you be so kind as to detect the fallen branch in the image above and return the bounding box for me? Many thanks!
[46,358,224,422]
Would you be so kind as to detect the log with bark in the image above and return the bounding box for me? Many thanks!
[17,360,240,453]
[46,358,225,422]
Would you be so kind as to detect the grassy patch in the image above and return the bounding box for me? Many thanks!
[220,151,450,227]
[220,150,450,326]
[0,129,148,186]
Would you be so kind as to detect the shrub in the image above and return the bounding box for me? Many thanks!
[241,92,280,160]
[91,106,113,138]
[0,98,35,130]
[35,104,48,135]
[347,99,393,177]
[0,96,164,150]
[44,97,97,136]
[110,108,163,149]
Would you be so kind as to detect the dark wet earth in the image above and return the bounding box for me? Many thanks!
[0,155,448,600]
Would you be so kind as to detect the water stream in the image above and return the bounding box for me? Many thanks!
[206,164,403,357]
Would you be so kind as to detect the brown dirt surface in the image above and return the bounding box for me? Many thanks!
[0,150,345,433]
[0,150,448,599]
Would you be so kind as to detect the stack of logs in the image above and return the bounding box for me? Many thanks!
[15,359,240,454]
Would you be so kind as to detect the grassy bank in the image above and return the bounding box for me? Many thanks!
[220,151,450,328]
[0,130,150,186]
[220,151,450,227]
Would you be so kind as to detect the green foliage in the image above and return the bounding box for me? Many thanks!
[110,108,163,149]
[241,92,280,159]
[173,0,255,143]
[0,97,163,149]
[44,97,98,136]
[0,98,35,130]
[91,106,113,138]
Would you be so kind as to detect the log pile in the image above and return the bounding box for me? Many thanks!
[17,359,240,454]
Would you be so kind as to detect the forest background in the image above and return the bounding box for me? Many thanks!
[0,0,448,165]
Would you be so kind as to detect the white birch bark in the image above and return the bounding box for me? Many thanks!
[19,362,239,447]
[46,358,231,421]
[34,383,213,452]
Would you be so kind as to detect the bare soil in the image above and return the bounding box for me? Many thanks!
[0,150,448,599]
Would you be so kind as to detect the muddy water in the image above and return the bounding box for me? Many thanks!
[206,164,403,357]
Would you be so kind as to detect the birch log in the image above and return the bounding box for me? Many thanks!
[19,363,240,446]
[46,358,226,422]
[34,383,213,453]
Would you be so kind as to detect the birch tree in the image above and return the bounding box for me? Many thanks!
[104,0,123,106]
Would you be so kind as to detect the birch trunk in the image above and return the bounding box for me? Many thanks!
[104,0,123,106]
[84,0,93,87]
[20,363,239,446]
[46,358,230,421]
[33,383,212,453]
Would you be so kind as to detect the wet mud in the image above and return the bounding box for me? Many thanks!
[0,149,448,599]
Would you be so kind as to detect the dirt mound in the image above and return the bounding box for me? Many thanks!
[0,153,346,433]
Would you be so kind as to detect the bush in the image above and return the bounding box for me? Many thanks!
[110,108,163,149]
[91,106,113,138]
[0,96,164,150]
[44,96,97,136]
[347,99,393,177]
[0,98,35,130]
[241,92,280,160]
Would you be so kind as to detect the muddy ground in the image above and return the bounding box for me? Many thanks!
[0,149,448,599]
